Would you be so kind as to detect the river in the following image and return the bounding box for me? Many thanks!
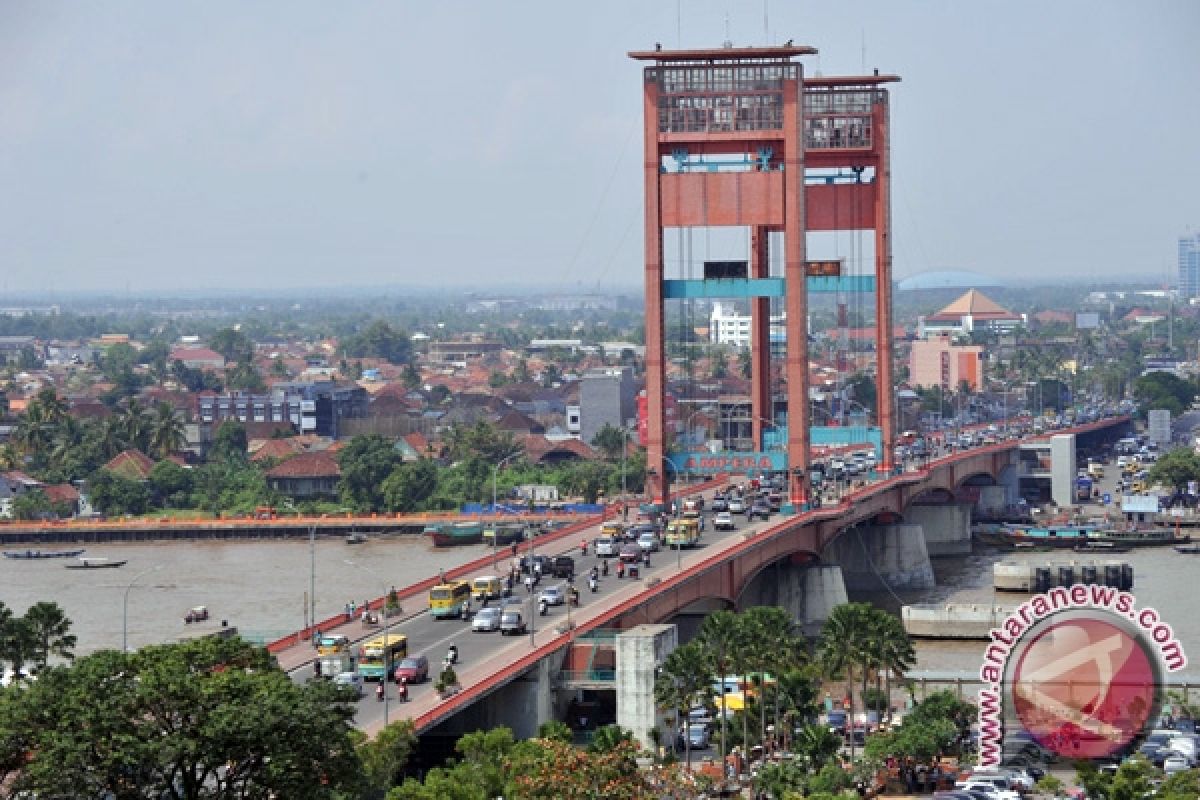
[0,534,502,654]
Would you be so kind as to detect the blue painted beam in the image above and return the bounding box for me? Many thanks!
[662,276,876,299]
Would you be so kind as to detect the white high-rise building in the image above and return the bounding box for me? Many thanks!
[709,302,786,348]
[1179,233,1200,299]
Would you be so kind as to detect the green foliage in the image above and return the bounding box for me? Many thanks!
[1037,774,1064,796]
[588,724,635,754]
[0,600,75,679]
[148,459,193,507]
[806,762,850,794]
[209,327,255,363]
[341,320,412,365]
[1149,447,1200,492]
[188,461,273,514]
[381,459,439,513]
[9,489,72,521]
[537,720,573,743]
[590,423,628,462]
[358,719,418,798]
[210,418,249,463]
[0,636,361,797]
[338,435,404,511]
[86,468,151,516]
[225,360,266,391]
[1134,371,1196,417]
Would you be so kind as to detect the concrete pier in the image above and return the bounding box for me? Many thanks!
[615,624,677,752]
[905,504,972,556]
[823,523,935,591]
[739,563,848,636]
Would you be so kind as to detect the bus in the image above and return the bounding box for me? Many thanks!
[316,634,350,656]
[429,580,472,620]
[357,633,408,682]
[665,517,700,549]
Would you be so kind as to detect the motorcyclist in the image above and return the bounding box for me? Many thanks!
[375,682,385,701]
[396,675,408,702]
[590,565,599,581]
[447,644,459,665]
[616,560,625,579]
[538,598,548,616]
[601,559,609,577]
[589,574,598,593]
[568,586,580,607]
[580,538,588,556]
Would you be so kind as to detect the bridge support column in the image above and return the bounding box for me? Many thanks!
[905,504,972,556]
[616,624,677,753]
[739,563,848,637]
[823,523,935,591]
[429,650,562,740]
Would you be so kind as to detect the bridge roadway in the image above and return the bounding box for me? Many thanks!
[268,416,1129,736]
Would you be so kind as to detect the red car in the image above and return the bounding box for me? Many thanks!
[392,654,429,684]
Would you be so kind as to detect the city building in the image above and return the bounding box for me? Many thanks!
[917,289,1023,337]
[909,334,986,391]
[708,302,786,349]
[169,346,226,370]
[1180,233,1200,298]
[577,367,636,446]
[197,381,367,438]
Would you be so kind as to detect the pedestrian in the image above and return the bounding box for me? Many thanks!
[439,569,446,584]
[524,574,534,594]
[510,541,518,557]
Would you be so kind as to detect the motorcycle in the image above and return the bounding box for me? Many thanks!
[375,683,385,702]
[589,576,598,593]
[580,539,589,556]
[538,598,548,616]
[568,588,580,608]
[446,645,459,666]
[396,679,408,702]
[601,559,609,577]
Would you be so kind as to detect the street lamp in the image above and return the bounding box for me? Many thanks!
[345,559,393,727]
[123,564,163,652]
[491,451,523,568]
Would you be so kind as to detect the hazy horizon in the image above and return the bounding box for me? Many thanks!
[2,1,1197,294]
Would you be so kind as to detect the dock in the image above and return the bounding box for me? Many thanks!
[901,604,1017,640]
[993,560,1132,592]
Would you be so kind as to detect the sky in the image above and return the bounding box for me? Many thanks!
[1,1,1197,295]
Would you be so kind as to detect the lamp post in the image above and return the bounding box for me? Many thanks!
[344,559,392,727]
[491,451,522,569]
[123,564,163,652]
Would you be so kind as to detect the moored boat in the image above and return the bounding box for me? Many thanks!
[482,523,526,546]
[4,548,86,560]
[344,532,367,545]
[427,521,484,547]
[65,557,128,570]
[974,524,1099,548]
[1072,542,1132,554]
[1174,544,1200,554]
[1089,528,1189,547]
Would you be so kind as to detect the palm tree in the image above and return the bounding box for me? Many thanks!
[871,611,915,725]
[817,602,873,762]
[654,641,712,770]
[793,723,842,772]
[743,606,803,749]
[148,401,186,459]
[21,602,76,672]
[698,609,743,770]
[117,398,149,453]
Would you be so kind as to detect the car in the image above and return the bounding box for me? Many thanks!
[1164,754,1192,774]
[713,511,736,530]
[748,501,771,520]
[549,555,576,578]
[710,497,728,512]
[958,782,1018,800]
[519,554,550,575]
[686,723,710,749]
[538,585,566,606]
[499,609,527,635]
[637,531,660,552]
[593,536,618,557]
[471,606,503,632]
[333,671,364,697]
[619,543,643,563]
[392,654,430,683]
[726,497,746,514]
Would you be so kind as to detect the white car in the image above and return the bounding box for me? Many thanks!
[538,585,566,606]
[727,498,746,514]
[713,511,735,531]
[1164,754,1192,775]
[637,532,659,553]
[959,781,1019,800]
[333,671,364,697]
[471,606,502,632]
[593,536,617,557]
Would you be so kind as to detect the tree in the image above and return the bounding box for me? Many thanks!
[225,360,266,391]
[1149,447,1200,493]
[10,490,70,521]
[20,601,76,673]
[148,459,194,507]
[793,724,843,772]
[816,603,873,761]
[147,400,186,459]
[401,362,422,390]
[358,719,418,798]
[590,424,628,462]
[381,459,439,513]
[210,418,249,463]
[86,468,151,516]
[339,435,404,511]
[209,327,255,364]
[0,636,361,798]
[116,397,150,452]
[1134,371,1196,418]
[697,609,743,768]
[100,342,139,381]
[587,724,635,754]
[654,640,712,769]
[341,320,412,365]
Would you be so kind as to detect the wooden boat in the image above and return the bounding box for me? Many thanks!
[184,605,209,624]
[64,557,128,570]
[974,524,1100,548]
[482,523,527,546]
[1072,542,1132,554]
[427,521,484,547]
[344,532,367,545]
[1174,544,1200,554]
[4,548,86,560]
[1089,529,1190,547]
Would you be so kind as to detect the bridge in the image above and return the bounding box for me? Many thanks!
[268,417,1130,753]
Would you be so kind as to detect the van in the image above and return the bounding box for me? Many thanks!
[549,555,575,579]
[471,575,503,603]
[429,580,472,620]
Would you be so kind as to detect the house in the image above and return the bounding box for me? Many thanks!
[169,347,226,370]
[103,450,157,481]
[249,438,306,463]
[918,289,1023,337]
[42,483,80,517]
[265,451,341,499]
[0,471,43,499]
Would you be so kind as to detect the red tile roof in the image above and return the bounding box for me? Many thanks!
[103,449,156,480]
[42,483,79,504]
[265,450,341,479]
[250,438,306,463]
